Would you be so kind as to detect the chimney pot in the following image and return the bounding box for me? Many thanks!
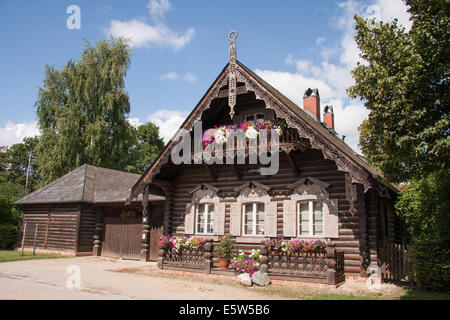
[303,88,320,121]
[323,105,335,130]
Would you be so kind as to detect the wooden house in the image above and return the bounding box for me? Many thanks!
[128,32,408,284]
[15,164,165,260]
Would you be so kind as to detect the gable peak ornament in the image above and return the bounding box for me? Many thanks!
[228,30,238,119]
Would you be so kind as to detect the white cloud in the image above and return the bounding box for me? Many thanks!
[107,0,194,51]
[147,0,172,21]
[127,117,142,128]
[252,0,411,153]
[183,72,197,83]
[147,109,189,143]
[160,71,197,83]
[160,72,179,80]
[373,0,412,31]
[108,19,194,50]
[0,120,40,147]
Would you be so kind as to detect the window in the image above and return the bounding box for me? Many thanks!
[243,203,265,236]
[196,203,215,234]
[245,113,265,122]
[298,201,324,236]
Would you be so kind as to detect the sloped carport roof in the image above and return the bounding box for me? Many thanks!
[14,164,165,205]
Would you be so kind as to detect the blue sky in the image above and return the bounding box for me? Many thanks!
[0,0,412,152]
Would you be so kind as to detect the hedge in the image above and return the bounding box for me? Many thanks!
[0,224,19,250]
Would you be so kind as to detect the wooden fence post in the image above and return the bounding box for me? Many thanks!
[21,223,27,255]
[203,240,214,274]
[326,242,337,285]
[260,247,269,273]
[32,224,38,255]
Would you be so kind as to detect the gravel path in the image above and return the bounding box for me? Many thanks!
[0,256,287,300]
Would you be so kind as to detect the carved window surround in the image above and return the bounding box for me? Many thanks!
[185,184,225,237]
[283,177,339,239]
[229,181,278,240]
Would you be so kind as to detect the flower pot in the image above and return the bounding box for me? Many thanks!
[218,258,231,269]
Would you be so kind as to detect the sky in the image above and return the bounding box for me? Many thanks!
[0,0,413,153]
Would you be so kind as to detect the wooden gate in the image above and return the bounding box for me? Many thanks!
[102,217,141,260]
[379,242,412,281]
[149,227,163,261]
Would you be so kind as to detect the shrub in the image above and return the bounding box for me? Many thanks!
[214,236,234,258]
[395,170,450,290]
[0,224,18,250]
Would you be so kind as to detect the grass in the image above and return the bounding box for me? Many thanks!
[0,250,71,263]
[399,289,450,300]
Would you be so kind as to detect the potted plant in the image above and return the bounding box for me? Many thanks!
[214,236,234,269]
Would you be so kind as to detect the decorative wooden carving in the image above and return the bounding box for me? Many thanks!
[284,177,339,239]
[129,33,377,200]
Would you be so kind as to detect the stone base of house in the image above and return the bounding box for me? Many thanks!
[156,266,344,289]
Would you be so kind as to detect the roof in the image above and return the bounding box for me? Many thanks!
[130,60,398,198]
[15,164,165,205]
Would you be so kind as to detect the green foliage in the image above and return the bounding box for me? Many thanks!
[126,122,165,174]
[5,137,40,192]
[395,170,450,290]
[35,37,136,185]
[348,0,450,183]
[0,224,19,250]
[214,236,234,258]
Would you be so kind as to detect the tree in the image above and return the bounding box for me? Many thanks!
[6,137,40,192]
[126,122,165,174]
[348,0,449,183]
[35,37,135,185]
[395,170,450,290]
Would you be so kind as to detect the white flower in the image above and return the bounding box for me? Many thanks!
[275,127,282,135]
[214,128,229,144]
[245,126,259,139]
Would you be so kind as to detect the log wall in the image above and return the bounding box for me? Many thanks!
[166,148,364,277]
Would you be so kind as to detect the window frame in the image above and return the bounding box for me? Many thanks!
[195,202,215,235]
[242,202,266,237]
[244,113,265,122]
[297,200,325,237]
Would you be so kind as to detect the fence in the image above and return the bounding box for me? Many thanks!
[379,242,412,281]
[158,240,345,285]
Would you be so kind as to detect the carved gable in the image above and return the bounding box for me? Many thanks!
[234,181,270,199]
[287,177,330,200]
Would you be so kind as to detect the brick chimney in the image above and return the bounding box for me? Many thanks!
[303,88,320,121]
[323,105,335,130]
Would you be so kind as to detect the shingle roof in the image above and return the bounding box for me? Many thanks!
[14,164,165,205]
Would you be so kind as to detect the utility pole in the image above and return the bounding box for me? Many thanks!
[24,150,32,195]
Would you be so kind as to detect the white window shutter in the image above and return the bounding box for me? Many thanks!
[214,202,225,235]
[324,199,339,239]
[229,202,242,236]
[184,203,195,235]
[264,201,278,237]
[283,199,297,237]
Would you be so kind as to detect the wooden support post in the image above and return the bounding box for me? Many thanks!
[231,164,241,181]
[203,164,217,182]
[287,152,300,178]
[203,240,214,274]
[140,185,150,261]
[92,207,104,256]
[44,207,51,249]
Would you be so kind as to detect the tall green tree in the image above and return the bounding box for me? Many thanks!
[126,122,165,174]
[6,137,40,192]
[35,37,135,184]
[348,0,449,183]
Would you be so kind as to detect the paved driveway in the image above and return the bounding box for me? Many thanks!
[0,257,283,300]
